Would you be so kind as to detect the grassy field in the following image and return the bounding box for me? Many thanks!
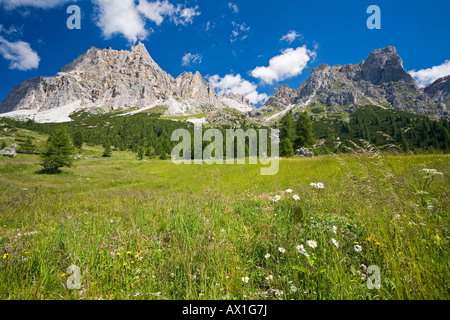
[0,140,449,300]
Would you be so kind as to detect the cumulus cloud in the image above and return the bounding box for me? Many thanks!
[93,0,201,43]
[280,30,302,44]
[0,36,40,71]
[409,60,450,87]
[93,0,148,44]
[137,0,176,26]
[231,21,250,43]
[208,74,268,105]
[182,53,202,67]
[0,0,72,9]
[228,3,239,13]
[251,46,316,84]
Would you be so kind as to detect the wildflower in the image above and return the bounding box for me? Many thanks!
[422,168,443,175]
[316,182,324,189]
[242,277,249,283]
[361,264,367,271]
[135,254,139,258]
[293,194,300,201]
[361,274,367,281]
[366,237,371,242]
[2,253,8,259]
[266,275,273,281]
[307,240,317,249]
[274,289,283,296]
[310,182,317,187]
[135,269,141,274]
[138,256,143,261]
[296,245,309,256]
[278,247,286,253]
[116,252,121,256]
[123,262,127,266]
[60,273,66,277]
[290,285,297,292]
[265,253,271,259]
[286,189,293,193]
[332,226,337,234]
[331,238,339,248]
[354,245,362,252]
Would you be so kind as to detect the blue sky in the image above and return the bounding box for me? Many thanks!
[0,0,449,106]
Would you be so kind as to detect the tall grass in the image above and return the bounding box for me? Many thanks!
[0,150,448,300]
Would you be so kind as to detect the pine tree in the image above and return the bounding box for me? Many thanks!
[102,141,112,157]
[295,112,314,148]
[73,131,83,149]
[40,127,75,173]
[146,145,156,158]
[137,146,144,160]
[280,138,295,157]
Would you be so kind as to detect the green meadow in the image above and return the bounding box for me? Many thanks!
[0,136,449,300]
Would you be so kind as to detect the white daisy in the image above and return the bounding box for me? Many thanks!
[290,285,297,292]
[296,245,309,256]
[293,194,300,201]
[316,182,324,189]
[332,226,337,234]
[274,289,284,296]
[354,245,362,252]
[286,189,293,193]
[265,253,271,259]
[278,247,286,253]
[307,240,318,249]
[331,238,339,248]
[242,277,249,283]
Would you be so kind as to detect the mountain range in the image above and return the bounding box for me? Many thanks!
[0,43,449,124]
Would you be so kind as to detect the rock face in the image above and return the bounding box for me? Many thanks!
[0,147,16,157]
[0,42,251,119]
[425,75,450,104]
[295,147,314,157]
[264,46,447,119]
[175,71,223,107]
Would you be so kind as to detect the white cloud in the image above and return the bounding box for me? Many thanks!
[137,0,176,26]
[251,46,316,84]
[409,60,450,87]
[280,30,301,44]
[182,53,202,67]
[208,74,268,105]
[231,21,250,43]
[0,0,72,10]
[0,36,40,71]
[93,0,148,44]
[93,0,201,42]
[228,3,239,13]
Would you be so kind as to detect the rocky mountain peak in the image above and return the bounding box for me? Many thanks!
[361,46,416,86]
[425,75,450,106]
[263,46,447,119]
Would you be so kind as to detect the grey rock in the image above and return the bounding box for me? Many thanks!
[295,147,314,157]
[0,147,16,157]
[263,46,445,119]
[424,75,450,104]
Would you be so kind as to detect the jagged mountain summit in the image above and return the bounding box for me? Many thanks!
[0,42,254,123]
[263,46,449,121]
